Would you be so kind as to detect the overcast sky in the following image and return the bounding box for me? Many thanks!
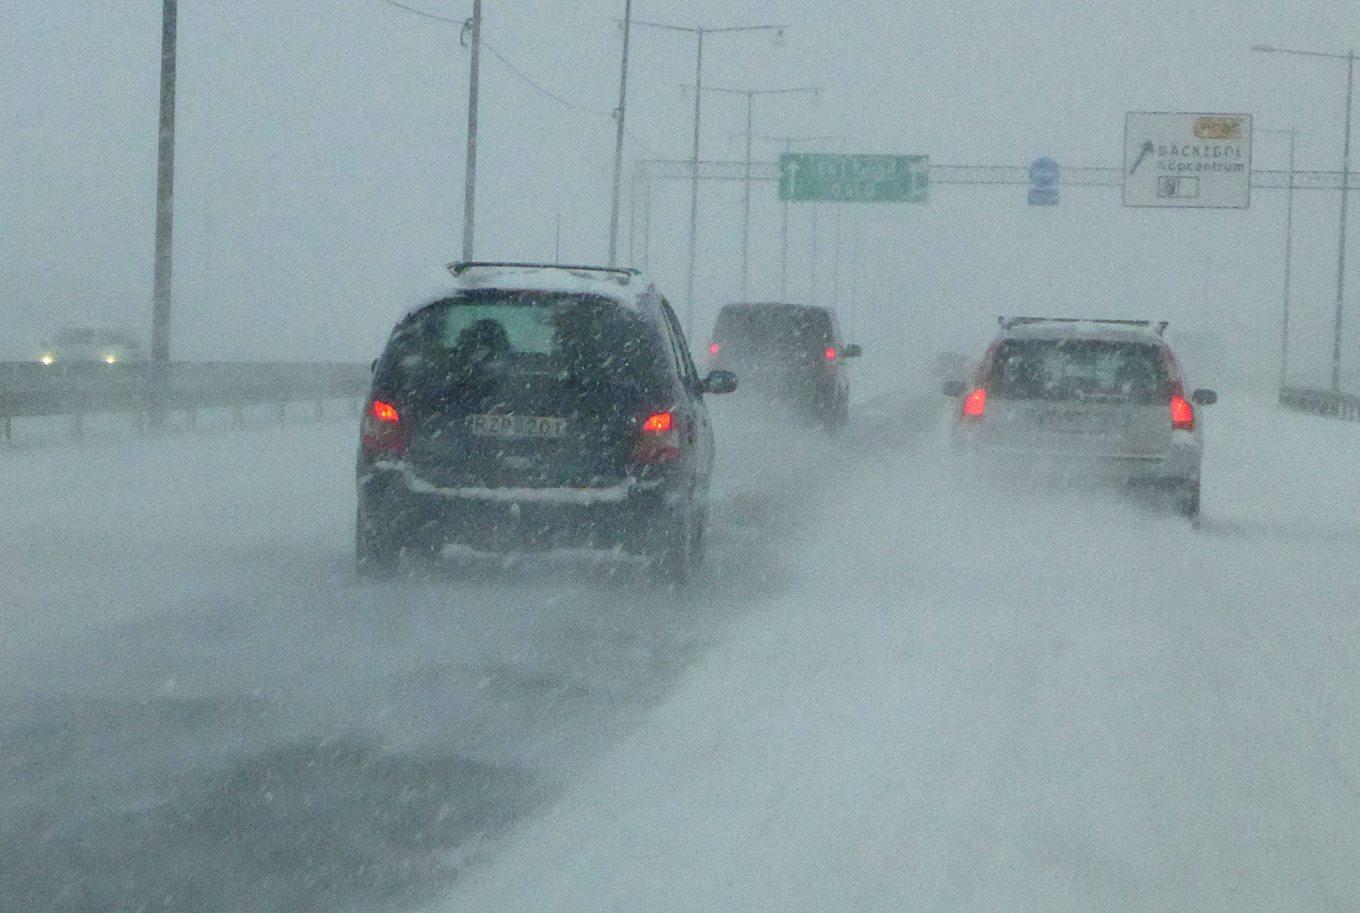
[4,0,1359,386]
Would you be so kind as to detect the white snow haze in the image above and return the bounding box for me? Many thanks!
[2,2,1358,912]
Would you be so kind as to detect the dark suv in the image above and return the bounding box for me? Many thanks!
[356,263,737,582]
[707,303,861,427]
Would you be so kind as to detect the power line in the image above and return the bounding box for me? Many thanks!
[367,0,623,119]
[365,1,666,165]
[373,0,461,24]
[480,40,665,157]
[481,39,616,118]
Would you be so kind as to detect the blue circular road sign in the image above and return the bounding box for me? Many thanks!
[1029,157,1060,187]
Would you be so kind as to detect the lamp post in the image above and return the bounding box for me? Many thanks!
[606,0,633,266]
[691,86,818,301]
[151,0,177,369]
[631,19,785,338]
[1253,44,1355,390]
[461,0,482,262]
[1260,127,1300,391]
[751,133,837,300]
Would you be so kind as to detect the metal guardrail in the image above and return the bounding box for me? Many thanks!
[0,361,371,443]
[1280,386,1360,421]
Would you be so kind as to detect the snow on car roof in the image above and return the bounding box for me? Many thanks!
[1000,319,1169,345]
[397,264,659,322]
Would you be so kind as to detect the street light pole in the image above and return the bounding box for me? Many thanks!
[151,0,177,369]
[1261,127,1300,391]
[810,204,819,303]
[781,139,792,298]
[688,31,703,335]
[1253,43,1357,391]
[751,133,837,300]
[691,87,818,302]
[743,93,754,300]
[832,204,841,311]
[1338,50,1354,391]
[607,0,633,266]
[461,0,482,262]
[631,19,784,339]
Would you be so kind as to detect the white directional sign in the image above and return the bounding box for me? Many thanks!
[1123,112,1252,209]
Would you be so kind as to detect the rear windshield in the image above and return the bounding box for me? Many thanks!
[714,306,832,355]
[380,290,668,395]
[984,339,1170,403]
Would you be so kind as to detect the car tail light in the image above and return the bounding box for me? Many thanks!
[632,410,680,464]
[361,399,407,457]
[708,342,721,357]
[961,387,987,420]
[824,347,838,361]
[1170,393,1195,431]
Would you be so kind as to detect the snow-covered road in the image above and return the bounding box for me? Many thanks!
[2,392,1357,912]
[441,394,1360,912]
[0,397,880,912]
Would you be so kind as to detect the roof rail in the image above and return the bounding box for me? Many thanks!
[999,317,1168,336]
[448,261,640,279]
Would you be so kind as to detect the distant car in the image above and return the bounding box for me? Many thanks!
[944,317,1217,523]
[706,302,861,428]
[38,327,143,365]
[356,262,737,582]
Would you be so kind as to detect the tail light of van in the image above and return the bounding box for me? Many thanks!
[632,410,681,465]
[361,399,407,458]
[961,387,987,420]
[1170,393,1195,431]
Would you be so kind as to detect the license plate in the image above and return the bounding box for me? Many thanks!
[1038,410,1104,432]
[468,414,568,439]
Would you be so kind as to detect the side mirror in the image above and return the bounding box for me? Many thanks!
[1191,388,1217,406]
[369,358,378,373]
[702,370,738,395]
[942,380,966,397]
[842,344,863,358]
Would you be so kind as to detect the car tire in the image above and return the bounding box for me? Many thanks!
[1179,482,1201,528]
[654,508,702,588]
[826,397,849,432]
[355,507,402,579]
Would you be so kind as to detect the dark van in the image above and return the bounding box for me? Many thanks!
[707,302,860,428]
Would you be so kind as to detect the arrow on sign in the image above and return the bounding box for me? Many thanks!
[1129,141,1153,174]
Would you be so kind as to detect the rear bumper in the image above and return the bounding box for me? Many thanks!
[954,437,1200,487]
[729,370,841,411]
[357,462,683,553]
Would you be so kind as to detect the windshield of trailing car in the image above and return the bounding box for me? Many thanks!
[986,338,1170,403]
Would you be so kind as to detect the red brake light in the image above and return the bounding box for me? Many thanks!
[371,400,400,424]
[640,410,674,433]
[633,411,680,464]
[824,347,838,361]
[961,387,987,419]
[361,399,407,458]
[708,342,721,356]
[1170,394,1195,431]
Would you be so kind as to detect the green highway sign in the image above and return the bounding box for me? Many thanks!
[778,153,929,203]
